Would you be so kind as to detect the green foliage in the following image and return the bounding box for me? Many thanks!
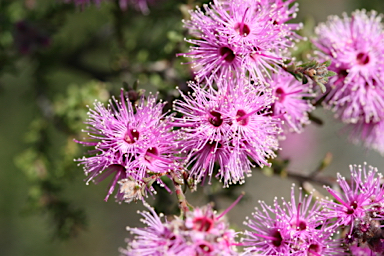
[54,81,110,132]
[285,59,336,93]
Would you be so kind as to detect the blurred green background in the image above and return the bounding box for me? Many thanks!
[1,0,384,255]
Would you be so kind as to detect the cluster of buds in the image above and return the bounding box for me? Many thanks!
[284,60,336,93]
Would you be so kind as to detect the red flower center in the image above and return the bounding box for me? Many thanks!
[235,23,250,37]
[275,87,285,102]
[356,52,370,65]
[308,243,322,255]
[219,47,236,63]
[271,230,283,247]
[193,216,214,232]
[124,129,140,144]
[144,147,159,163]
[198,242,213,253]
[292,220,307,231]
[346,201,358,214]
[209,111,224,127]
[236,109,249,126]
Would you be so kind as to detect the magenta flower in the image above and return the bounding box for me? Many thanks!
[242,200,293,255]
[321,170,372,228]
[180,29,245,82]
[321,164,384,253]
[314,10,384,124]
[122,204,188,256]
[180,0,301,82]
[173,78,281,187]
[260,0,300,26]
[183,204,239,255]
[76,90,180,201]
[296,226,344,256]
[173,81,236,186]
[122,203,239,256]
[277,186,324,240]
[348,120,384,155]
[269,72,315,133]
[223,78,281,172]
[349,244,381,256]
[242,185,341,255]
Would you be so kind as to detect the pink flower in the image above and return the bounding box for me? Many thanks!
[243,199,293,255]
[180,29,245,82]
[348,120,384,155]
[122,203,239,256]
[321,164,384,253]
[180,0,301,82]
[314,10,384,124]
[242,185,342,255]
[321,169,372,228]
[349,244,381,256]
[269,71,315,133]
[76,90,180,201]
[173,78,281,187]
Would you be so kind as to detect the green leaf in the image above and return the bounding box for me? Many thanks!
[321,60,332,67]
[317,82,327,93]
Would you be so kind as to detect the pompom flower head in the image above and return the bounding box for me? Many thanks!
[242,185,342,255]
[173,78,281,187]
[347,119,384,156]
[321,164,375,228]
[180,0,301,82]
[314,10,384,124]
[269,72,315,133]
[349,244,381,256]
[76,90,180,201]
[122,201,240,256]
[321,163,384,253]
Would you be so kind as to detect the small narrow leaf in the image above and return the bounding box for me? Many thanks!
[322,60,332,67]
[317,82,327,93]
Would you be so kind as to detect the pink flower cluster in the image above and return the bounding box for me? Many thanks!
[121,203,239,256]
[314,10,384,154]
[243,186,343,255]
[70,2,384,256]
[180,0,302,83]
[75,90,181,201]
[242,163,384,255]
[115,162,384,255]
[75,0,316,198]
[172,0,315,186]
[321,164,384,255]
[173,77,281,187]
